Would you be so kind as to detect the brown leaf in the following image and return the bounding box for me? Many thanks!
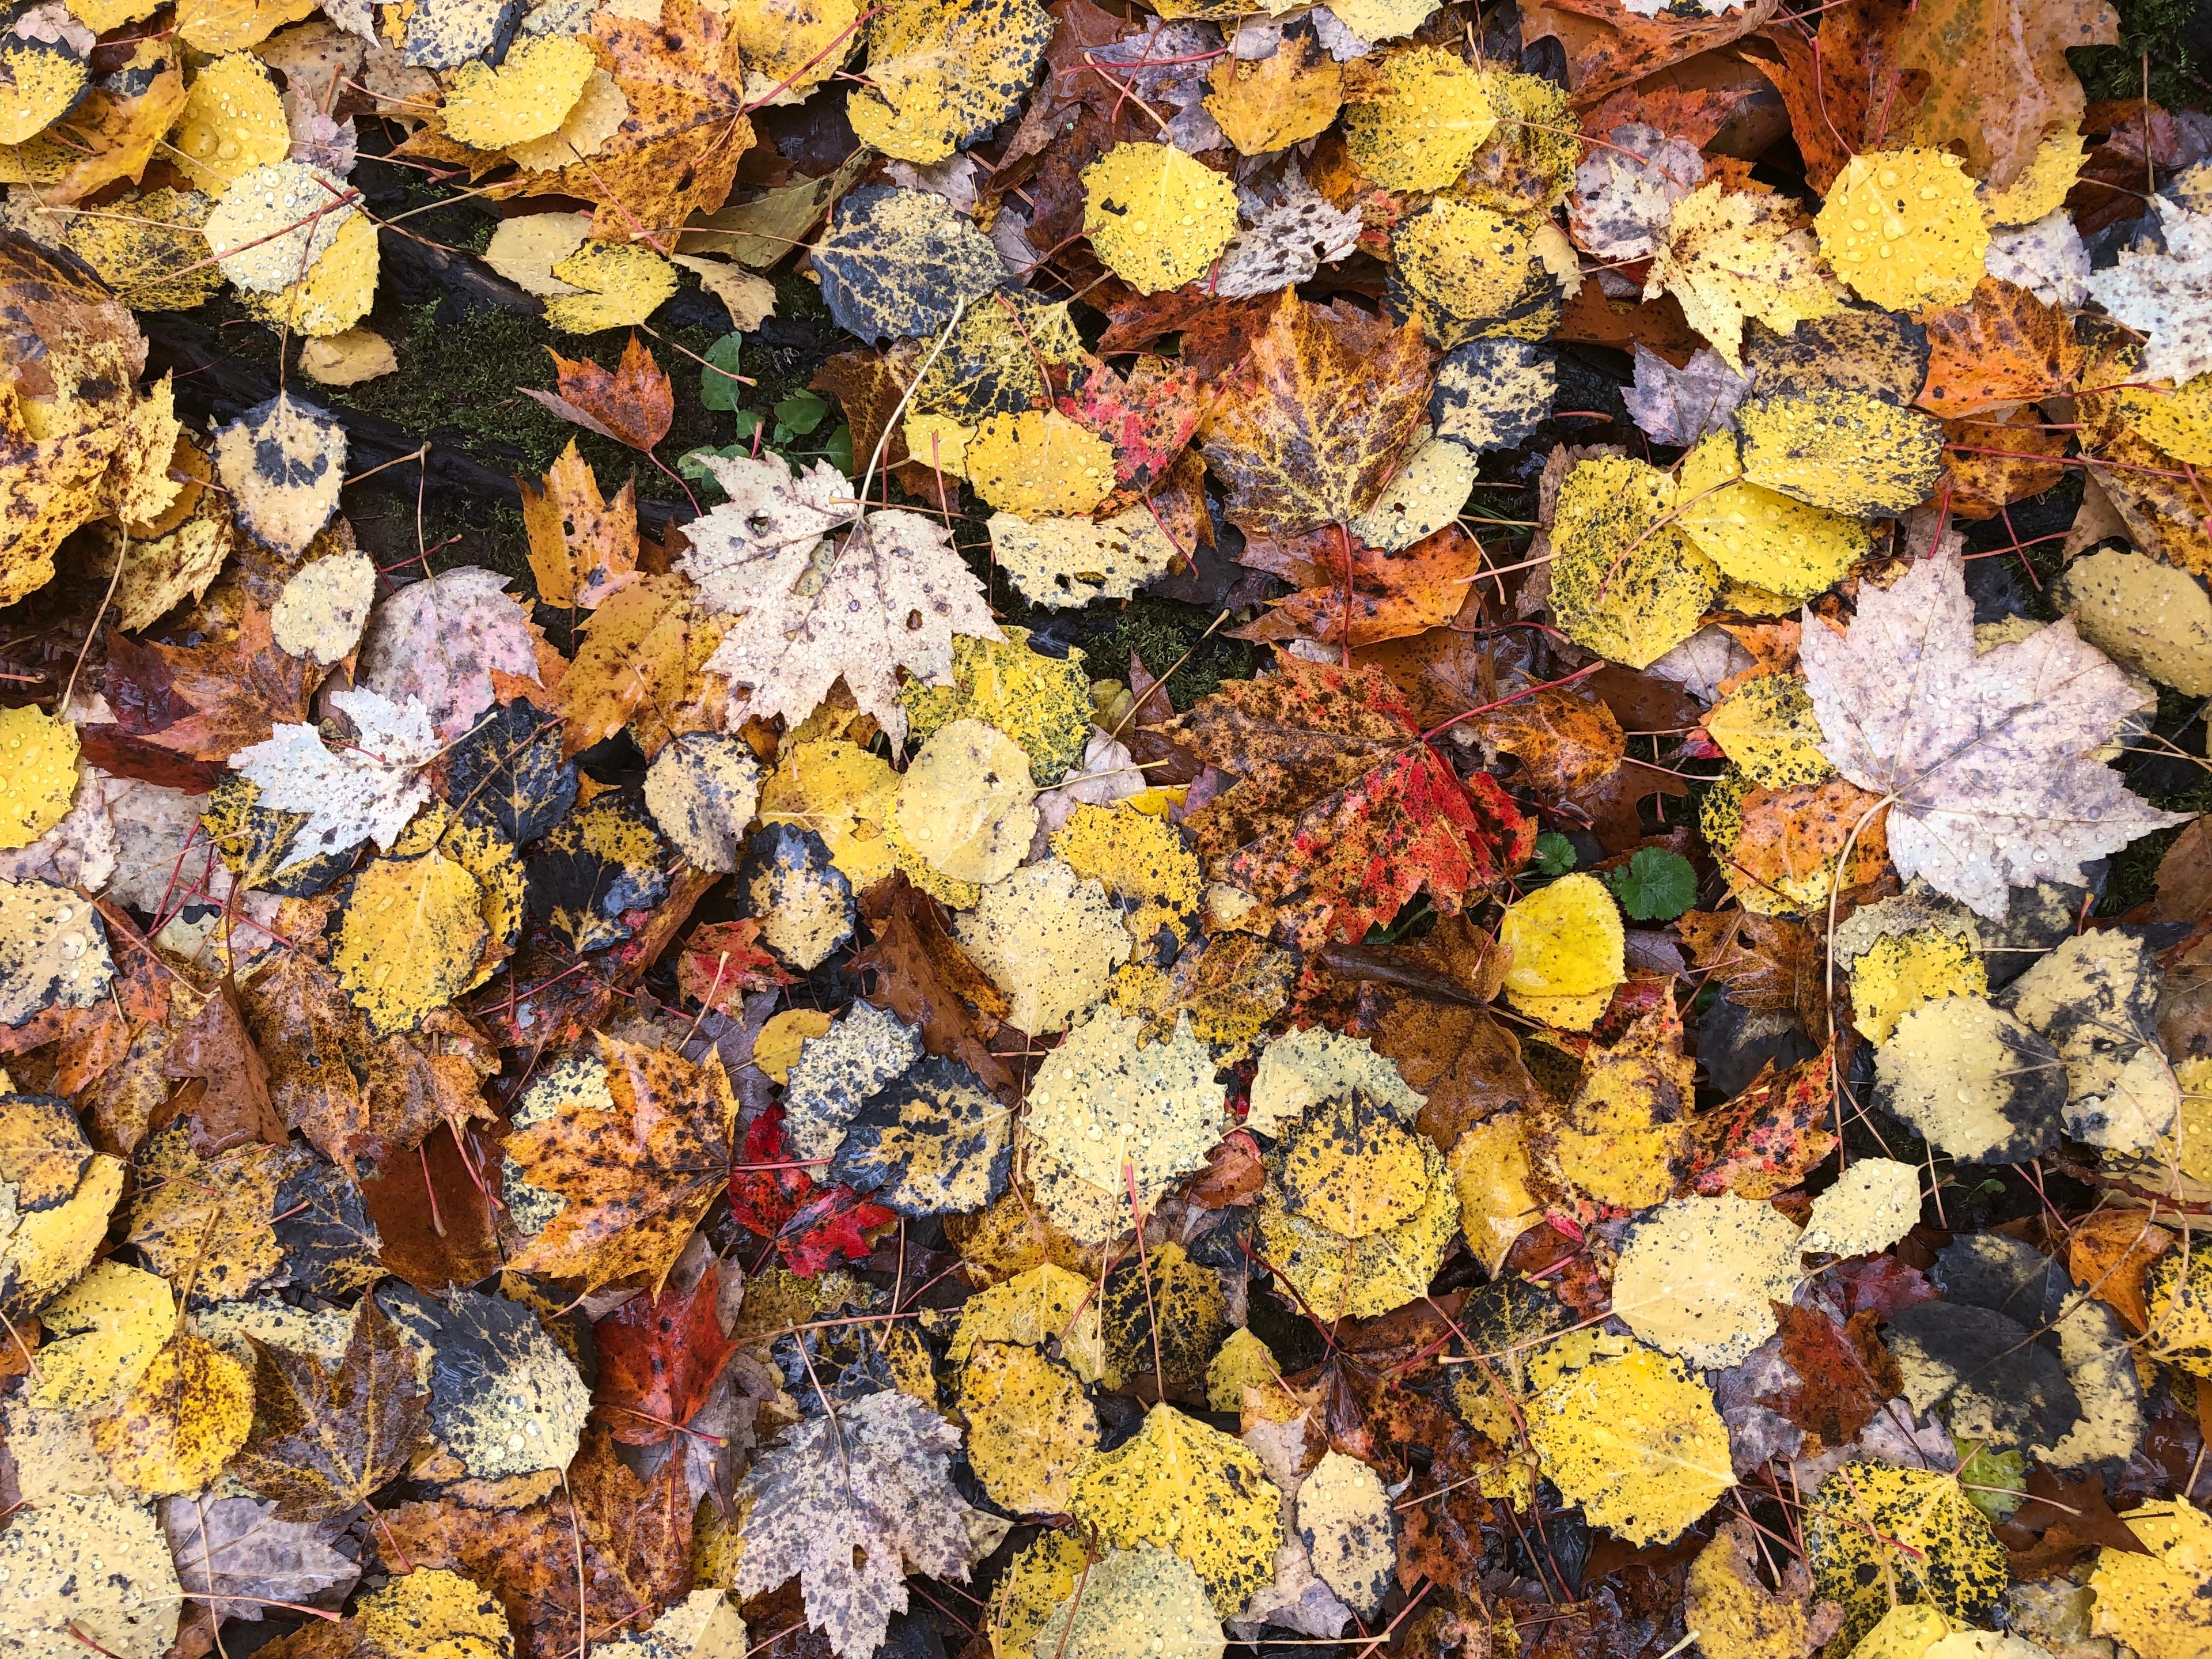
[1196,291,1434,539]
[1763,1304,1897,1450]
[1370,998,1541,1151]
[1521,0,1782,105]
[541,338,674,454]
[129,603,317,762]
[1677,910,1828,1036]
[1889,0,2118,189]
[1727,775,1891,912]
[1122,649,1201,786]
[382,1428,691,1659]
[1916,278,2085,418]
[357,1123,501,1292]
[161,977,285,1156]
[505,1033,737,1293]
[1942,406,2070,519]
[1238,523,1482,651]
[229,1297,431,1522]
[2155,816,2212,925]
[853,873,1017,1103]
[1742,6,1899,192]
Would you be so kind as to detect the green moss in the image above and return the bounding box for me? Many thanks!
[2070,0,2206,109]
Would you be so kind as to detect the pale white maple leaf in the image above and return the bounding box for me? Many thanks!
[733,1391,981,1659]
[1570,125,1703,262]
[2084,197,2212,385]
[1622,343,1750,446]
[1799,547,2188,920]
[1986,210,2091,308]
[229,685,440,869]
[160,1496,359,1623]
[1214,191,1362,301]
[357,565,545,743]
[686,455,999,745]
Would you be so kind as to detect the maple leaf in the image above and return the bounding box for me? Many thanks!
[229,686,441,869]
[1165,656,1534,948]
[1798,545,2187,919]
[531,336,675,453]
[687,461,1001,743]
[1891,0,2117,191]
[733,1389,983,1659]
[384,1428,691,1659]
[520,439,639,611]
[592,1266,737,1446]
[228,1296,430,1521]
[504,1033,738,1292]
[124,603,317,762]
[356,566,550,743]
[1196,290,1435,539]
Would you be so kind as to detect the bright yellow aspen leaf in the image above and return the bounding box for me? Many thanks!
[1675,431,1870,601]
[1848,926,1986,1043]
[892,718,1038,887]
[950,1261,1107,1384]
[169,53,290,194]
[1609,1193,1804,1369]
[1738,387,1946,517]
[959,1340,1099,1514]
[1817,147,1990,312]
[1067,1403,1283,1613]
[441,33,596,149]
[89,1331,253,1495]
[1526,1344,1733,1546]
[759,737,899,891]
[545,240,680,333]
[240,209,378,336]
[2120,374,2212,466]
[2090,1498,2212,1659]
[1256,1138,1459,1320]
[1082,142,1240,296]
[963,409,1117,518]
[28,1260,175,1412]
[0,703,77,850]
[1446,1112,1542,1277]
[1498,872,1624,1031]
[845,0,1054,164]
[331,849,491,1036]
[1646,183,1841,369]
[1702,672,1835,790]
[1547,455,1719,672]
[1343,47,1496,194]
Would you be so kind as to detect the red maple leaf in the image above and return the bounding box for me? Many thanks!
[1166,657,1535,947]
[726,1106,892,1276]
[592,1266,738,1446]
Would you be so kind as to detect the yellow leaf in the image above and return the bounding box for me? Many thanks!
[1498,872,1624,1031]
[544,240,679,333]
[1247,1027,1422,1138]
[960,1341,1099,1514]
[1256,1136,1459,1320]
[2056,543,2212,695]
[1446,1112,1542,1277]
[1083,141,1240,296]
[957,866,1134,1039]
[1737,387,1946,517]
[1800,1158,1922,1256]
[990,1530,1089,1659]
[964,408,1117,518]
[1297,1450,1395,1616]
[1847,926,1985,1044]
[442,32,595,149]
[1388,200,1567,349]
[1647,183,1841,369]
[169,53,289,193]
[331,849,491,1036]
[362,1568,516,1659]
[1275,1091,1433,1238]
[0,1096,125,1320]
[239,209,380,337]
[1023,1006,1220,1214]
[1873,993,2067,1165]
[1204,36,1342,157]
[0,25,89,147]
[1528,993,1698,1210]
[1032,1546,1225,1659]
[175,0,316,51]
[1526,1343,1732,1546]
[1067,1403,1283,1613]
[2090,1498,2212,1659]
[28,1260,175,1412]
[0,1493,181,1659]
[1806,1462,2009,1649]
[1684,1519,1840,1659]
[950,1260,1107,1384]
[483,209,593,296]
[126,1128,288,1304]
[1053,802,1203,949]
[759,737,899,891]
[1675,431,1870,601]
[1547,455,1719,672]
[89,1330,253,1495]
[902,630,1093,787]
[61,187,221,310]
[213,389,346,559]
[1817,147,1990,312]
[0,703,77,850]
[845,0,1053,164]
[299,325,399,386]
[1609,1193,1804,1369]
[891,718,1038,887]
[1702,672,1835,790]
[1206,1326,1295,1418]
[988,510,1181,609]
[725,0,858,106]
[1343,47,1495,194]
[2120,374,2212,467]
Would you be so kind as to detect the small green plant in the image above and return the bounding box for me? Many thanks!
[699,332,745,411]
[1531,832,1578,877]
[1605,847,1697,921]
